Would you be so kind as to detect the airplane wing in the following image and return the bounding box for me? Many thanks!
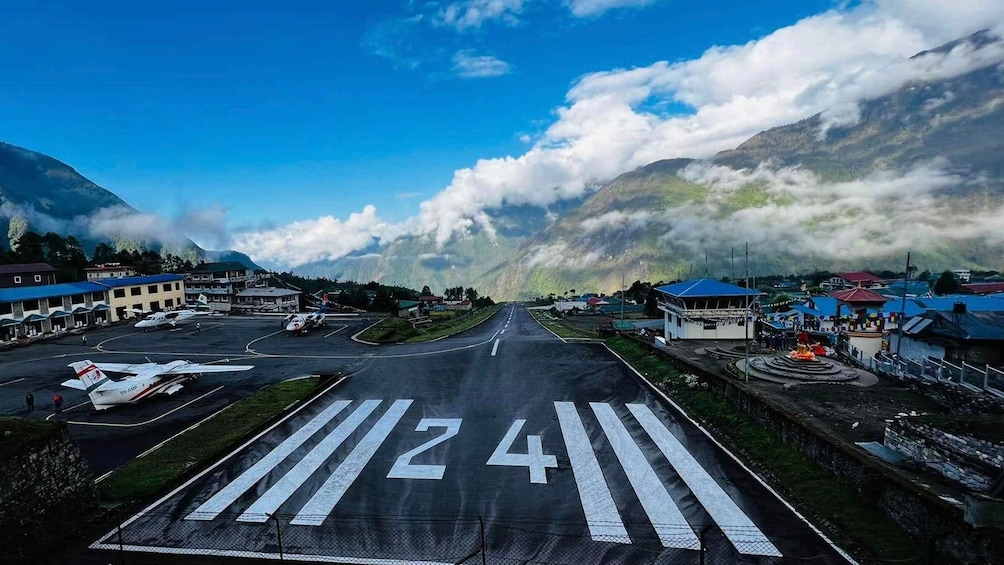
[127,308,150,316]
[93,362,158,375]
[164,364,255,374]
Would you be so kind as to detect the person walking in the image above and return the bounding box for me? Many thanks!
[81,334,87,346]
[196,322,201,334]
[53,393,63,413]
[25,392,34,412]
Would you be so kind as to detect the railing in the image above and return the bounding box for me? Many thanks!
[872,353,1004,398]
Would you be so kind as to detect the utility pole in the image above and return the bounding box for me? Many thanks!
[744,242,750,383]
[895,252,911,365]
[621,271,625,319]
[731,248,735,283]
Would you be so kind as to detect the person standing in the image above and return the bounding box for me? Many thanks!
[25,392,34,412]
[53,393,63,412]
[81,334,87,346]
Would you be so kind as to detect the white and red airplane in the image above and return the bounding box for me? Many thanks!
[61,359,254,410]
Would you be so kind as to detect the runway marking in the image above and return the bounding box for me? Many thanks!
[627,404,781,556]
[487,419,556,484]
[0,377,25,387]
[246,329,286,353]
[491,339,500,357]
[554,402,629,543]
[44,400,99,420]
[238,400,384,522]
[324,325,348,338]
[387,418,462,480]
[291,399,413,526]
[187,399,353,521]
[94,469,116,483]
[60,386,224,428]
[590,402,700,550]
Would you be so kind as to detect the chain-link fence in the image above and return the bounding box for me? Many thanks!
[12,510,954,565]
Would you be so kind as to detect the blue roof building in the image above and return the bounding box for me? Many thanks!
[655,279,761,340]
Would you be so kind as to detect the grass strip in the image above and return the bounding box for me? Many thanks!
[357,305,504,343]
[606,336,919,562]
[97,377,319,505]
[529,309,599,339]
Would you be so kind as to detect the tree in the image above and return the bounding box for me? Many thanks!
[464,287,478,303]
[7,216,28,251]
[92,243,117,264]
[933,271,959,296]
[421,285,432,296]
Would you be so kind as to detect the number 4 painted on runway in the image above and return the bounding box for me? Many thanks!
[487,419,557,484]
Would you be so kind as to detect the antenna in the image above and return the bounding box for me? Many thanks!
[895,251,911,363]
[731,247,735,283]
[744,242,750,384]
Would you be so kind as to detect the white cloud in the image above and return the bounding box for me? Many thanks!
[566,0,658,18]
[231,205,404,268]
[526,241,607,269]
[452,50,513,77]
[438,0,526,31]
[234,1,1004,269]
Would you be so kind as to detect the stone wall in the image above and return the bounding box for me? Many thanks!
[885,417,1004,493]
[0,422,98,560]
[637,339,1004,564]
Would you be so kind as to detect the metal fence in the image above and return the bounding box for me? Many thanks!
[872,353,1004,398]
[7,510,893,565]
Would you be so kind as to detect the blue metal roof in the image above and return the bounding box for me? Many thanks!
[655,279,762,298]
[914,296,1004,313]
[0,282,106,304]
[792,304,824,317]
[94,274,185,288]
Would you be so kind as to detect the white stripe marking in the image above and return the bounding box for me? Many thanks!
[291,399,413,526]
[237,400,382,522]
[554,402,629,544]
[491,339,500,356]
[187,399,352,520]
[627,404,781,556]
[590,402,700,549]
[0,377,25,387]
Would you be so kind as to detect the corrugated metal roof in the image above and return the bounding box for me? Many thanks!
[655,279,762,298]
[0,282,106,304]
[0,263,55,275]
[914,296,1004,312]
[830,288,890,303]
[94,274,185,288]
[190,262,252,273]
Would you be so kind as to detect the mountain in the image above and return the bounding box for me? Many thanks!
[476,32,1004,298]
[0,141,247,265]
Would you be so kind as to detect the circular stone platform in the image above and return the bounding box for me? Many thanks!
[737,354,860,383]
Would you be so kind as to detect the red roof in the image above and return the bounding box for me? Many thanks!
[836,271,884,283]
[961,282,1004,295]
[419,295,442,302]
[830,288,890,303]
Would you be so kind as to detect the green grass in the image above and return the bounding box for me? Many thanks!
[98,377,319,505]
[529,310,600,339]
[357,305,505,343]
[606,337,920,562]
[0,417,63,460]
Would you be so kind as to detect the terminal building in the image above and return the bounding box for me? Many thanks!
[0,274,187,342]
[85,263,137,281]
[235,287,301,313]
[185,262,264,313]
[655,279,762,340]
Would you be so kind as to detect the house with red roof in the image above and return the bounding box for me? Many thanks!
[820,271,887,291]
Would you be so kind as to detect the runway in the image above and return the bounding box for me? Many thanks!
[83,305,853,564]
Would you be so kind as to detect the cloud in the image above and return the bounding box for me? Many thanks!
[235,1,1004,269]
[437,0,526,31]
[566,0,659,18]
[362,16,427,68]
[526,241,607,269]
[396,191,423,200]
[575,161,1004,260]
[231,205,405,268]
[452,50,513,77]
[82,205,232,250]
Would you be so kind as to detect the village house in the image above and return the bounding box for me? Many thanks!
[0,263,58,288]
[85,263,136,281]
[655,279,761,340]
[820,271,887,291]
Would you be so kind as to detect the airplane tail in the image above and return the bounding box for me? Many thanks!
[68,360,111,390]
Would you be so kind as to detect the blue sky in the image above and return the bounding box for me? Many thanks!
[2,0,1002,267]
[0,0,835,230]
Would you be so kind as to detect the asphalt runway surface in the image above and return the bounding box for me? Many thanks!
[81,305,853,565]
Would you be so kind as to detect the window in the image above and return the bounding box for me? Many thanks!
[114,289,126,298]
[163,283,171,292]
[48,297,62,308]
[150,301,160,311]
[34,275,41,282]
[130,287,142,296]
[677,317,682,327]
[13,276,21,284]
[148,285,158,294]
[164,298,174,308]
[23,299,39,311]
[132,303,143,313]
[92,292,104,301]
[71,294,85,304]
[175,282,180,290]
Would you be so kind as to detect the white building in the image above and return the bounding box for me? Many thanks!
[85,263,137,281]
[655,279,761,340]
[952,269,971,283]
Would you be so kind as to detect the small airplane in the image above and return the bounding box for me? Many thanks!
[134,294,211,329]
[284,298,329,335]
[61,359,254,410]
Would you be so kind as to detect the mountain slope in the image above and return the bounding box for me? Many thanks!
[483,33,1004,298]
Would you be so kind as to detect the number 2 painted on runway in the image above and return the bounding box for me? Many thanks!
[387,418,463,480]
